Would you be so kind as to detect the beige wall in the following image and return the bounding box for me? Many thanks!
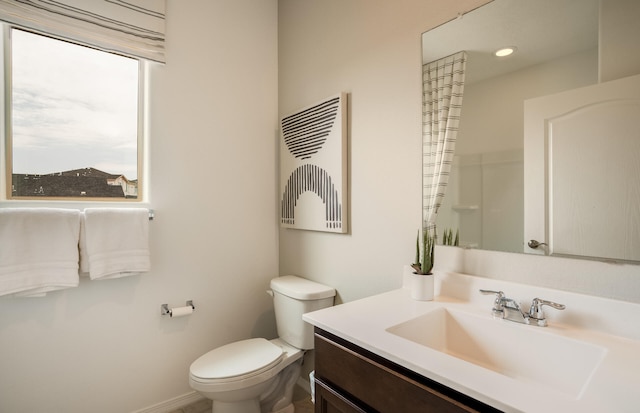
[278,0,640,307]
[0,1,279,412]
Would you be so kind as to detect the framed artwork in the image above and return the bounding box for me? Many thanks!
[280,93,348,233]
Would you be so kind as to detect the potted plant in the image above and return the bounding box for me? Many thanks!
[407,229,436,300]
[442,228,459,246]
[412,229,435,275]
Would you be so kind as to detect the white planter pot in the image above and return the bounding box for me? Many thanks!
[404,265,434,301]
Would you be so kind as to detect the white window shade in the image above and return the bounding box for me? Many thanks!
[0,0,165,63]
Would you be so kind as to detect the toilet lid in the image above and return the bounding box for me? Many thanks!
[190,338,284,380]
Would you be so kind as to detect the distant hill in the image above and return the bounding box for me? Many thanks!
[11,167,137,198]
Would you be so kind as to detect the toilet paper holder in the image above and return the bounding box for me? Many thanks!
[161,300,195,316]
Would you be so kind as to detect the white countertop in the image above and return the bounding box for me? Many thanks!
[303,271,640,413]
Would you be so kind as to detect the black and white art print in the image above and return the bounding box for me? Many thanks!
[280,93,348,233]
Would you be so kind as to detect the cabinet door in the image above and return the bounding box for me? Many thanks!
[315,378,370,413]
[314,329,501,413]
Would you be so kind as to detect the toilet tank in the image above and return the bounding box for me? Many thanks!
[270,275,335,350]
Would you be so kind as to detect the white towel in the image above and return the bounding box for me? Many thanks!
[0,208,81,297]
[80,208,150,280]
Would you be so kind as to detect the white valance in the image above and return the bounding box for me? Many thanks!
[0,0,165,63]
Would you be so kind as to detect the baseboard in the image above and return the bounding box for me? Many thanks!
[131,391,205,413]
[132,379,310,413]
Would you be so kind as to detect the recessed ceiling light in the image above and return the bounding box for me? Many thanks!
[495,47,517,57]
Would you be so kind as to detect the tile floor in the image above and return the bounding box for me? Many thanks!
[168,396,314,413]
[292,397,314,413]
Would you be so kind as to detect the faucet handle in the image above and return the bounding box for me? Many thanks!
[529,298,566,326]
[479,289,504,297]
[479,289,506,315]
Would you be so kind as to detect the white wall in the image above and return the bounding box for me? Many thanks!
[458,48,598,156]
[278,0,491,304]
[2,1,639,412]
[278,0,640,310]
[0,1,279,412]
[600,0,640,82]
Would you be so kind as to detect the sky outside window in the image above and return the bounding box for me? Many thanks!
[11,29,139,179]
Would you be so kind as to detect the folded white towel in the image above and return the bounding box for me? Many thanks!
[0,208,81,297]
[80,208,150,280]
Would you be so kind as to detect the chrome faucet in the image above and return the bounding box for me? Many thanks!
[479,289,565,327]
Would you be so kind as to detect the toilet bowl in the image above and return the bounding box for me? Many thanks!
[189,276,335,413]
[189,338,302,413]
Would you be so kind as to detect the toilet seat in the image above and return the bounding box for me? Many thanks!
[190,338,284,390]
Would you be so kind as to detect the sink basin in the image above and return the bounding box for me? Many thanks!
[386,307,606,399]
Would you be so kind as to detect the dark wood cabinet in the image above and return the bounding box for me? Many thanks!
[315,378,369,413]
[313,328,502,413]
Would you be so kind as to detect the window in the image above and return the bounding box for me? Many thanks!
[3,26,143,200]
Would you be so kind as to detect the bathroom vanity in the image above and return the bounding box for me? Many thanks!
[313,327,499,412]
[303,272,640,413]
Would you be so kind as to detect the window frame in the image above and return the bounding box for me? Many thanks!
[0,23,148,203]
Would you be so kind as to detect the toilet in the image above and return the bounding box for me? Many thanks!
[189,275,335,413]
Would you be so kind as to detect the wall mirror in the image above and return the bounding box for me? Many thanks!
[423,0,640,262]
